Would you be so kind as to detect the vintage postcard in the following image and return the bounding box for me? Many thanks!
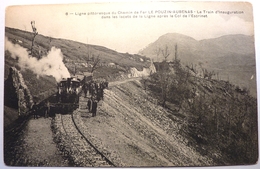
[3,1,258,167]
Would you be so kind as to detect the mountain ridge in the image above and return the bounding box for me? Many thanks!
[139,33,255,61]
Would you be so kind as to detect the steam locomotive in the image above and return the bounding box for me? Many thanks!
[52,71,108,113]
[54,73,90,112]
[55,77,82,112]
[57,77,81,102]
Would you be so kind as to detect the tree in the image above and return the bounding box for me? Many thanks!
[174,43,178,61]
[154,45,172,107]
[85,52,101,73]
[90,54,100,73]
[161,45,170,61]
[161,46,171,106]
[30,21,38,56]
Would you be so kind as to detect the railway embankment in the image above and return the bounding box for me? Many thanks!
[77,79,214,167]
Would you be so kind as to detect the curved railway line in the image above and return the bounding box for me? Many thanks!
[58,112,115,167]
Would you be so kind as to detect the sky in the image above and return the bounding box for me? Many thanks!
[4,1,254,54]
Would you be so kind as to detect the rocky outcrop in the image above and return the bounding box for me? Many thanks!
[128,62,156,78]
[4,67,33,116]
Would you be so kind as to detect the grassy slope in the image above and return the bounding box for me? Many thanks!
[5,27,149,72]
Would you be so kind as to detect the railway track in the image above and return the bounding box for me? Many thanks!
[59,113,115,167]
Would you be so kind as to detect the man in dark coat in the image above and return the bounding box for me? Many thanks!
[87,98,92,113]
[83,84,88,98]
[45,100,50,118]
[92,99,98,117]
[105,81,109,88]
[32,102,38,119]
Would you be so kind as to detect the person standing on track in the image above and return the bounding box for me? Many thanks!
[92,99,97,117]
[44,100,50,118]
[32,102,38,119]
[87,97,92,113]
[83,83,88,98]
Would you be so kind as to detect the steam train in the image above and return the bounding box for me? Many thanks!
[54,73,91,112]
[51,71,108,113]
[57,77,81,102]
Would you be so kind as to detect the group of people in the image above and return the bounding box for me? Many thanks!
[83,79,108,101]
[83,79,108,117]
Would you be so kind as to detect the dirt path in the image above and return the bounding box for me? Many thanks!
[21,117,69,166]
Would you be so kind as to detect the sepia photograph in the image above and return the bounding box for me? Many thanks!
[2,0,259,167]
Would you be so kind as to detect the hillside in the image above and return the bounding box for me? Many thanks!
[144,60,258,165]
[199,34,255,57]
[5,27,150,76]
[139,33,256,96]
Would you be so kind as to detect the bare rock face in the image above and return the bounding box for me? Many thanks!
[4,67,33,115]
[128,62,157,78]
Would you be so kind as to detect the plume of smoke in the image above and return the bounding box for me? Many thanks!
[5,37,70,82]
